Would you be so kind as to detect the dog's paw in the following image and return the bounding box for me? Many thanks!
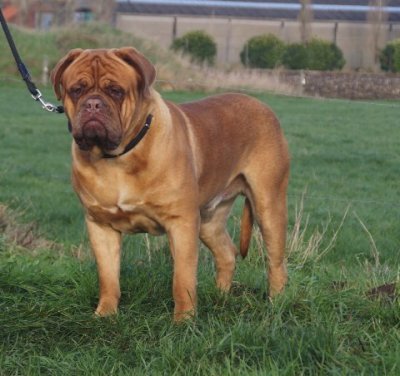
[173,309,195,323]
[268,264,288,298]
[95,299,119,317]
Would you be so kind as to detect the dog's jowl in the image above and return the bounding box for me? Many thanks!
[51,47,290,321]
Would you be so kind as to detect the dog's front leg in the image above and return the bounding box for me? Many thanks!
[86,217,122,316]
[167,217,199,322]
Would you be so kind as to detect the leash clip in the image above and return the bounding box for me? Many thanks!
[1,8,64,115]
[32,89,62,113]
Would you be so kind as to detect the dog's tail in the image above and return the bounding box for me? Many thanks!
[240,198,254,258]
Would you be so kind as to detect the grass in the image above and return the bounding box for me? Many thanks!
[0,24,190,89]
[0,84,399,374]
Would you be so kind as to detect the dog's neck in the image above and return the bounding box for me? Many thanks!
[102,114,153,159]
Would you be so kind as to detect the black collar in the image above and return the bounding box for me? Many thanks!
[102,114,153,159]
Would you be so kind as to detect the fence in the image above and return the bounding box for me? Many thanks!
[116,13,400,70]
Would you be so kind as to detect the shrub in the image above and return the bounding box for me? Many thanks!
[171,30,217,65]
[306,39,345,71]
[380,40,400,72]
[282,43,309,70]
[240,34,285,68]
[282,39,345,71]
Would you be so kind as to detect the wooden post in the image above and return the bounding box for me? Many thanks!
[299,0,313,43]
[225,17,232,65]
[42,56,48,86]
[172,16,177,42]
[333,22,338,45]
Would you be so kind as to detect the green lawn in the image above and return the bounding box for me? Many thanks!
[0,85,399,375]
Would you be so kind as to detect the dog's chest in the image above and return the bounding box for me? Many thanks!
[88,201,164,235]
[75,174,165,235]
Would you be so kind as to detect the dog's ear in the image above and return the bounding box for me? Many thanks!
[114,47,156,99]
[51,49,83,100]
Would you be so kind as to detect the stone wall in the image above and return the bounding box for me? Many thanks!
[278,71,400,99]
[167,68,400,100]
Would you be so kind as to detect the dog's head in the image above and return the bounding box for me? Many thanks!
[51,47,156,153]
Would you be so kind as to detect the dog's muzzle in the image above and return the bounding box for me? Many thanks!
[73,96,121,151]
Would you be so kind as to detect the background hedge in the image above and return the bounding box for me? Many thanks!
[171,30,217,65]
[380,39,400,72]
[240,34,285,69]
[242,35,345,71]
[281,43,309,70]
[305,39,345,71]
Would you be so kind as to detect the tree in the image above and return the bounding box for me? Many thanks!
[299,0,313,43]
[97,0,115,23]
[368,0,387,69]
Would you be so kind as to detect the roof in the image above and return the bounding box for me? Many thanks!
[2,4,18,22]
[116,1,400,22]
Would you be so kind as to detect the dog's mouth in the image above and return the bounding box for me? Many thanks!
[73,118,121,152]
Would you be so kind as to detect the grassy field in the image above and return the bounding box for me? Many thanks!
[0,84,399,375]
[0,24,192,93]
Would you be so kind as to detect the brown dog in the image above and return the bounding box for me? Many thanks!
[51,47,290,321]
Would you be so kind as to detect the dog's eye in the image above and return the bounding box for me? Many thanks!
[70,86,84,98]
[107,86,124,100]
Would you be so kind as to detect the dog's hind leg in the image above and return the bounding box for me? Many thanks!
[200,200,238,292]
[245,169,289,298]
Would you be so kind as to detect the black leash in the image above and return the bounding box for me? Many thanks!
[0,8,64,114]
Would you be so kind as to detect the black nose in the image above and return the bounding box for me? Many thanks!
[85,97,103,112]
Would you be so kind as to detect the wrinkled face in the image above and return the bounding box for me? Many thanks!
[51,48,155,153]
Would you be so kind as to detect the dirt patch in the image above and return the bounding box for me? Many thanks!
[367,283,398,302]
[0,204,59,251]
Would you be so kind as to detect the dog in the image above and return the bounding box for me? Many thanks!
[51,47,290,321]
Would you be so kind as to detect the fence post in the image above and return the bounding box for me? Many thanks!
[225,17,232,64]
[333,22,338,44]
[172,16,177,42]
[42,56,49,86]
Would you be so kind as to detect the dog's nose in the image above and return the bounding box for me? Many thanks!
[85,98,103,112]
